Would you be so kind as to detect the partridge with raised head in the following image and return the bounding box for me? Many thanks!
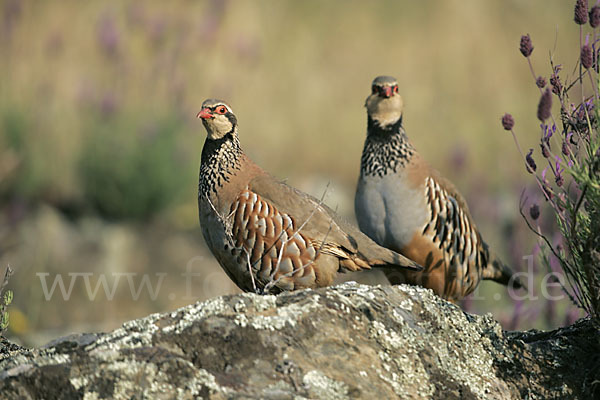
[355,76,523,302]
[197,99,421,293]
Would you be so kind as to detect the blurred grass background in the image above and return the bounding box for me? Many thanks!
[0,0,585,346]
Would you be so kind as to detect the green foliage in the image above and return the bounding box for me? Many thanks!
[554,97,600,322]
[0,267,13,335]
[0,105,193,221]
[80,115,190,221]
[0,108,44,200]
[509,13,600,324]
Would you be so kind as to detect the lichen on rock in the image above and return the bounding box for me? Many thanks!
[1,283,598,399]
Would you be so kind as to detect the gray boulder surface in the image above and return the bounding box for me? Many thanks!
[0,282,598,399]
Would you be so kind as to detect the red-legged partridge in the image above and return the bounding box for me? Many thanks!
[355,76,524,302]
[197,98,422,293]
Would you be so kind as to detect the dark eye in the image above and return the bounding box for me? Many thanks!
[394,85,398,93]
[216,106,227,114]
[371,85,378,94]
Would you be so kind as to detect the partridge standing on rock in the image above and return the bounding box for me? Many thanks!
[355,76,524,302]
[197,98,422,293]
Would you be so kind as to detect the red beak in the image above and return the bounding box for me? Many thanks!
[197,108,213,120]
[381,86,392,98]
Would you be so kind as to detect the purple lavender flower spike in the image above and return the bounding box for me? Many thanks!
[562,141,570,156]
[555,172,564,187]
[541,142,550,158]
[581,37,593,69]
[550,66,563,95]
[526,149,537,173]
[536,76,547,88]
[537,88,552,121]
[575,0,589,25]
[542,123,554,140]
[530,204,540,220]
[519,34,534,57]
[554,156,565,187]
[591,4,600,27]
[502,113,515,130]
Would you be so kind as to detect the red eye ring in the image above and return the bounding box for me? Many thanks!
[394,85,398,93]
[216,106,227,114]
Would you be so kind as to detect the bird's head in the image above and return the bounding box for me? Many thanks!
[197,99,238,140]
[365,76,403,128]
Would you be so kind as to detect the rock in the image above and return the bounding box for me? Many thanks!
[0,283,598,399]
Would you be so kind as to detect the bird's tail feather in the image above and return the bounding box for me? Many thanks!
[366,247,423,272]
[482,248,526,290]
